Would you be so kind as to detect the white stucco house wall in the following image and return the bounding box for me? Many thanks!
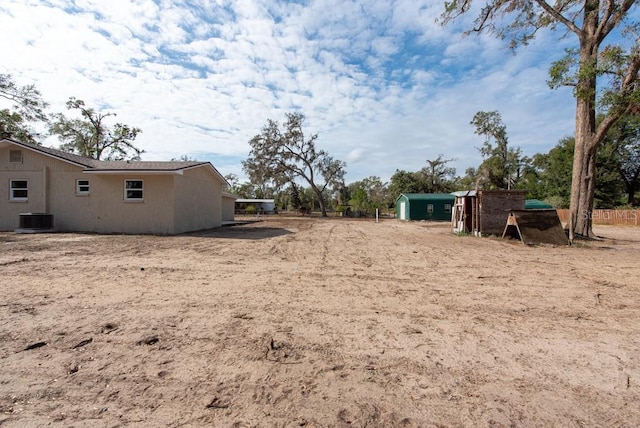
[0,138,233,234]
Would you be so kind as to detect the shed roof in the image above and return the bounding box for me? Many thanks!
[396,193,455,202]
[525,199,554,209]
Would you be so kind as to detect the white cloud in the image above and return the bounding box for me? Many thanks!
[1,0,581,184]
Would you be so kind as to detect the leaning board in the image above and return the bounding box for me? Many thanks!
[502,209,569,246]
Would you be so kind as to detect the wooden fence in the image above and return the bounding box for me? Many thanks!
[556,209,640,226]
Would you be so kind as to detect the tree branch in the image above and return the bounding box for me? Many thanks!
[533,0,582,36]
[598,0,637,43]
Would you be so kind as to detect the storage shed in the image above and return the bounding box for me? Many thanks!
[451,190,527,236]
[396,193,455,221]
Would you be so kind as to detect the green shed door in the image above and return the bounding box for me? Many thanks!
[399,201,406,220]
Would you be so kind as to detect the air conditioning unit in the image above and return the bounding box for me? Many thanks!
[17,213,54,232]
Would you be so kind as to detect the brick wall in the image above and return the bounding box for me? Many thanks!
[479,190,526,235]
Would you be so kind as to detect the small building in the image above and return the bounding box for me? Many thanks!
[452,190,527,236]
[235,199,276,214]
[396,193,455,221]
[1,138,232,234]
[222,193,238,223]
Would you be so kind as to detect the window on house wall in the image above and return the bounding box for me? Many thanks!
[124,179,143,200]
[10,179,28,201]
[9,150,23,163]
[445,203,451,213]
[427,204,434,213]
[76,179,90,195]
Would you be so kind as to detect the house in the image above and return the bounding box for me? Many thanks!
[235,199,276,214]
[1,138,233,234]
[451,189,527,236]
[395,193,455,221]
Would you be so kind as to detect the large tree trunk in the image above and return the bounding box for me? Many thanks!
[569,2,599,240]
[311,184,328,217]
[569,96,598,238]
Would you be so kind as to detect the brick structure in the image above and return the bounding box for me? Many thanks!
[478,190,527,235]
[452,190,526,236]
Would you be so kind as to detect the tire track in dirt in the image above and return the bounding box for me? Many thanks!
[2,220,640,427]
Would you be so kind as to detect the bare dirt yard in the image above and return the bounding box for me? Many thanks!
[1,217,639,427]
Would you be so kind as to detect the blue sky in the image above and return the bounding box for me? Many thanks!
[1,0,579,183]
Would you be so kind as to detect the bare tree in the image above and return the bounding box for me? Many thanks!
[49,97,143,160]
[426,155,457,193]
[0,74,48,143]
[471,111,522,189]
[243,113,346,217]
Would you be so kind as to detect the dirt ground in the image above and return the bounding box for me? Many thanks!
[0,217,639,427]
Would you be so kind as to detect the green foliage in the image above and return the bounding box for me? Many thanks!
[224,173,270,199]
[548,48,578,90]
[387,157,458,201]
[440,0,556,49]
[0,74,48,143]
[387,169,429,196]
[224,173,239,190]
[49,97,143,160]
[549,43,640,107]
[595,140,626,208]
[347,176,386,215]
[289,182,302,210]
[530,133,633,209]
[0,109,40,144]
[350,188,369,213]
[458,167,478,189]
[335,185,351,207]
[441,0,640,236]
[532,137,574,207]
[297,186,320,211]
[599,114,640,206]
[0,74,48,122]
[543,195,566,209]
[425,155,457,193]
[470,110,523,189]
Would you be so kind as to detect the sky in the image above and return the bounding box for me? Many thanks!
[0,0,582,184]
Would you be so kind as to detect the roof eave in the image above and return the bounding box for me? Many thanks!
[1,138,95,168]
[83,170,184,175]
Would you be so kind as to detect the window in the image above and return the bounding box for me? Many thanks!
[10,179,28,201]
[76,179,90,195]
[9,150,23,163]
[444,203,451,213]
[427,204,434,214]
[124,180,143,200]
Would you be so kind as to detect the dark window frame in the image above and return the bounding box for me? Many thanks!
[124,179,144,201]
[10,179,28,201]
[76,179,90,195]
